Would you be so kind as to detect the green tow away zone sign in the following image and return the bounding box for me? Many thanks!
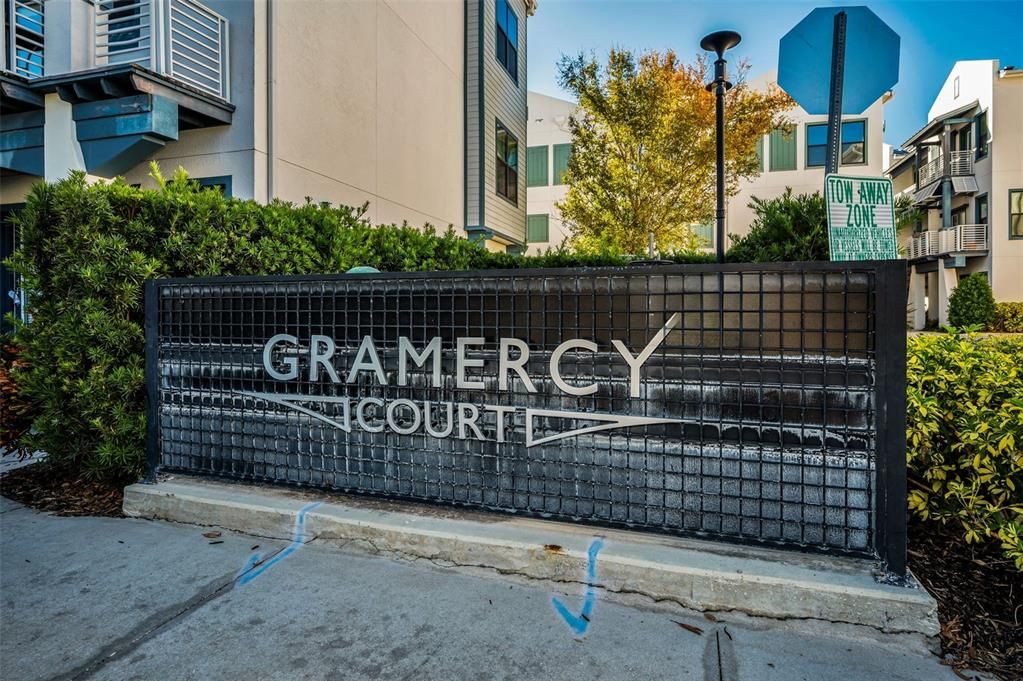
[825,174,898,261]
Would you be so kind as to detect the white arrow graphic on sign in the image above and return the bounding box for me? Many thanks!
[237,392,352,432]
[525,409,680,448]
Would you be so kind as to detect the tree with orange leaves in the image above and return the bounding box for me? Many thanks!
[556,49,793,254]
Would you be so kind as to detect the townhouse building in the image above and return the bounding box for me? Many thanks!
[1,0,535,324]
[887,60,1023,330]
[524,70,887,254]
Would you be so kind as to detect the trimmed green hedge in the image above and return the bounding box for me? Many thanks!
[907,329,1023,570]
[4,169,711,480]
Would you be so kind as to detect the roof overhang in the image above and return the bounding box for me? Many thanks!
[1,73,44,114]
[886,150,916,177]
[901,100,980,148]
[27,63,234,129]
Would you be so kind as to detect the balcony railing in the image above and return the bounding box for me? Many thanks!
[2,0,45,78]
[917,150,974,188]
[95,0,229,100]
[906,223,988,260]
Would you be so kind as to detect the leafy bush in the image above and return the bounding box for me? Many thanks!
[4,169,715,480]
[993,302,1023,333]
[725,189,828,262]
[0,338,35,458]
[947,274,996,330]
[906,329,1023,570]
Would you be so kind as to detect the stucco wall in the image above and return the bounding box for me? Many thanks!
[269,0,464,230]
[524,91,574,254]
[989,70,1023,302]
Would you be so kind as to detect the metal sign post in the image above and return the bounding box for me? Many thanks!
[823,11,847,176]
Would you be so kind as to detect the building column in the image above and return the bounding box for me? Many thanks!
[908,268,926,331]
[936,264,959,328]
[43,95,87,182]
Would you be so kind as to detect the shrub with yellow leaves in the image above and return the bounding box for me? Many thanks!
[906,329,1023,570]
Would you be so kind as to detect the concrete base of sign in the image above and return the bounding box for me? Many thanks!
[123,476,939,636]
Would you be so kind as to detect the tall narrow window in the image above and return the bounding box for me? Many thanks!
[840,120,866,165]
[552,143,572,185]
[806,123,827,168]
[975,111,989,159]
[496,121,518,204]
[975,194,988,225]
[1010,189,1023,239]
[495,0,518,83]
[769,126,796,171]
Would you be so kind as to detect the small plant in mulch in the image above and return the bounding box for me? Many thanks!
[909,518,1023,680]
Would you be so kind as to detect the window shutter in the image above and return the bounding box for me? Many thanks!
[526,146,548,187]
[769,127,796,171]
[526,214,549,243]
[553,143,572,184]
[755,136,764,171]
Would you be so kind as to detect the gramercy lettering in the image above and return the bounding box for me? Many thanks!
[261,313,682,399]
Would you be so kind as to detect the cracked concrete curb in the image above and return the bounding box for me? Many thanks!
[123,477,939,636]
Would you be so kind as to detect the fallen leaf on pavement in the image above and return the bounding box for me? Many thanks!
[670,620,703,635]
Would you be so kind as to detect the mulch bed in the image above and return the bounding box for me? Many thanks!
[909,517,1023,680]
[0,461,125,517]
[1,461,1020,678]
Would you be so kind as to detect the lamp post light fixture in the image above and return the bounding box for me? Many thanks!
[701,30,742,264]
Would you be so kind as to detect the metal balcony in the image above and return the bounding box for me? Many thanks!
[95,0,229,101]
[917,150,973,189]
[2,0,44,78]
[906,223,988,260]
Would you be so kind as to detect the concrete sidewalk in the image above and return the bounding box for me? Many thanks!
[0,494,970,681]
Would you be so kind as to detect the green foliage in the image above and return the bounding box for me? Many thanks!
[947,274,996,330]
[906,330,1023,570]
[894,193,925,232]
[725,189,829,262]
[555,48,793,254]
[993,302,1023,333]
[11,170,701,481]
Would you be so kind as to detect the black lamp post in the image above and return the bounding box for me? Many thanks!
[701,30,741,263]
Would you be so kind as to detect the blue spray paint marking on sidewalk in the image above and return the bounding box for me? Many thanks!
[237,501,322,586]
[551,538,605,636]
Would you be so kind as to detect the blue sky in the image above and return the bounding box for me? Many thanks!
[526,0,1023,147]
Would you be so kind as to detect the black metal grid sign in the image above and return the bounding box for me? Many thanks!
[146,262,907,571]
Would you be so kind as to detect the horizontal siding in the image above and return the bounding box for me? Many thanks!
[481,0,527,243]
[465,0,481,226]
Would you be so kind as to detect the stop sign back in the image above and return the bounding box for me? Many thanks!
[778,6,900,115]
